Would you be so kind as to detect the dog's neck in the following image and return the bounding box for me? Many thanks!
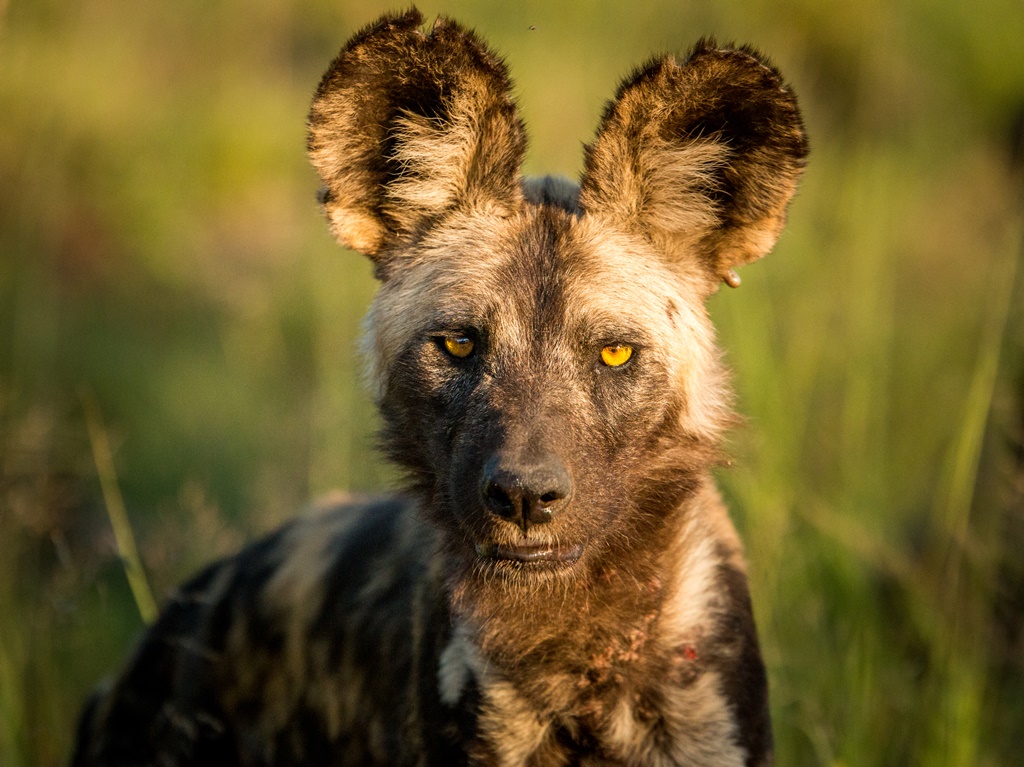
[441,475,738,712]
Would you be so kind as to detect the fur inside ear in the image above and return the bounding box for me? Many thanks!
[307,9,526,261]
[579,40,808,287]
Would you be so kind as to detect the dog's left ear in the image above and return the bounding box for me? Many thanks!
[579,41,808,289]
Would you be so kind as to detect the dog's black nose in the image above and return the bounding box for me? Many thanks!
[481,457,572,530]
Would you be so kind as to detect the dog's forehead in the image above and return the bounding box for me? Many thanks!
[385,205,696,336]
[562,217,704,330]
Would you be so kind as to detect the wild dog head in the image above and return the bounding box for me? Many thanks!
[308,10,806,598]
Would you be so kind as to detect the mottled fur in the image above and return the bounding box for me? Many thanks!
[72,8,807,767]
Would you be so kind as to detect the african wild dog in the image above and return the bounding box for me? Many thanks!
[72,8,807,767]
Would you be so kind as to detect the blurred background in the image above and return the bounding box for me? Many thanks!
[2,0,1023,764]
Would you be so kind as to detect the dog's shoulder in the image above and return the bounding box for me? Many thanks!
[73,494,437,766]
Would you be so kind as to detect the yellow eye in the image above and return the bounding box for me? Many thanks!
[600,344,633,367]
[443,335,475,358]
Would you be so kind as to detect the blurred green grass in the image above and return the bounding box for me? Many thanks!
[2,1,1023,764]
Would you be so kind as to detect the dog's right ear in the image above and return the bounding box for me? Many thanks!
[308,9,527,264]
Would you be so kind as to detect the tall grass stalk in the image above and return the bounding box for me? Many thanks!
[937,211,1021,555]
[81,391,158,625]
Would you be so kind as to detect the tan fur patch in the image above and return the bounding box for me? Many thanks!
[387,95,522,220]
[438,622,482,705]
[605,672,745,766]
[476,676,552,767]
[660,481,746,645]
[580,139,728,252]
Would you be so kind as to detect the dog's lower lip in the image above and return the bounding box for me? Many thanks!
[475,542,584,563]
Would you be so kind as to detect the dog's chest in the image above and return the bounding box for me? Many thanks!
[455,640,745,767]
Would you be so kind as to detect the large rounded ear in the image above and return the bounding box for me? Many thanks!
[308,9,526,262]
[579,40,808,289]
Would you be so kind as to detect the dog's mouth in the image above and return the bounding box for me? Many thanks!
[474,541,584,565]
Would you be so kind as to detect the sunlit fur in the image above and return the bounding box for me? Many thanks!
[72,8,806,767]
